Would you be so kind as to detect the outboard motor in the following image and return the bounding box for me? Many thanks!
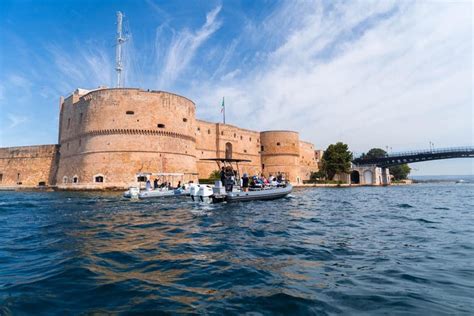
[195,185,214,203]
[129,187,140,199]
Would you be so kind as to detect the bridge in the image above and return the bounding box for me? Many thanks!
[347,146,474,186]
[352,146,474,167]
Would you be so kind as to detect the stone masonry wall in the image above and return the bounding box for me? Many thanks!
[0,145,59,187]
[57,88,197,188]
[2,88,320,189]
[260,131,300,183]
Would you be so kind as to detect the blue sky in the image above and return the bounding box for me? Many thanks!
[0,0,472,175]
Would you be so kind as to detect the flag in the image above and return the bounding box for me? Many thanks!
[221,97,225,113]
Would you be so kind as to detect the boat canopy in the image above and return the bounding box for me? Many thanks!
[200,158,252,163]
[135,172,185,177]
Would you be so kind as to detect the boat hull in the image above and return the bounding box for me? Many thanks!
[224,184,293,202]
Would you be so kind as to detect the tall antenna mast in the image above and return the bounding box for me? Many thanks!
[115,11,125,88]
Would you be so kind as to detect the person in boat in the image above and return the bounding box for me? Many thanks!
[242,173,249,192]
[146,179,152,191]
[224,166,234,192]
[220,167,226,186]
[176,181,182,190]
[277,172,283,183]
[153,178,159,189]
[269,174,274,182]
[271,177,278,186]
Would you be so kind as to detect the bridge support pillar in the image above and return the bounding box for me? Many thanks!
[381,167,390,186]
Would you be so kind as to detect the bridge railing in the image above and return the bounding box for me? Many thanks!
[354,146,474,160]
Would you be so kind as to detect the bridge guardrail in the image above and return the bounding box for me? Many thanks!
[354,146,474,160]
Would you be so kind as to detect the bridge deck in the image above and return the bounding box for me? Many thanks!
[353,146,474,167]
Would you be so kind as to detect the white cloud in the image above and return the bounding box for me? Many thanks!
[7,113,29,128]
[157,5,222,88]
[191,1,472,154]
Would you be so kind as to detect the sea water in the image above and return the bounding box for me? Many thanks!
[1,182,473,314]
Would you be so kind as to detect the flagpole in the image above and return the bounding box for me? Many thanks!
[223,97,225,124]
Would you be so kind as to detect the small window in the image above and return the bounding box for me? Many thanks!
[157,124,165,128]
[183,118,187,122]
[67,118,71,129]
[137,176,147,182]
[0,173,2,183]
[277,142,281,146]
[249,137,252,141]
[95,176,104,183]
[261,146,264,151]
[126,111,134,115]
[73,176,78,184]
[197,127,200,131]
[208,129,211,134]
[221,131,224,136]
[244,149,247,153]
[234,133,236,138]
[262,164,265,169]
[38,181,46,186]
[79,113,83,124]
[240,136,243,140]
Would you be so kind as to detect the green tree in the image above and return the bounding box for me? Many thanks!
[365,148,387,159]
[364,147,411,180]
[321,142,353,180]
[390,164,411,180]
[209,170,221,180]
[310,170,326,180]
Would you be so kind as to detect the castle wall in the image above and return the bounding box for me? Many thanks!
[299,141,319,181]
[57,88,197,188]
[260,131,300,183]
[2,88,320,188]
[195,121,262,179]
[0,145,59,187]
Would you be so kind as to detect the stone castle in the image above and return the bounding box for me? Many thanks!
[0,88,322,189]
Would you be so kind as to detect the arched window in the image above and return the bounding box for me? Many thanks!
[94,175,104,183]
[73,176,78,184]
[225,142,233,159]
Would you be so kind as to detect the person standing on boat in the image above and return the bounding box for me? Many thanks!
[146,179,152,191]
[153,178,159,189]
[242,173,249,192]
[220,167,226,187]
[224,166,234,192]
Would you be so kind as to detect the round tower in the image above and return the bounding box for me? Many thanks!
[56,88,197,188]
[260,130,300,183]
